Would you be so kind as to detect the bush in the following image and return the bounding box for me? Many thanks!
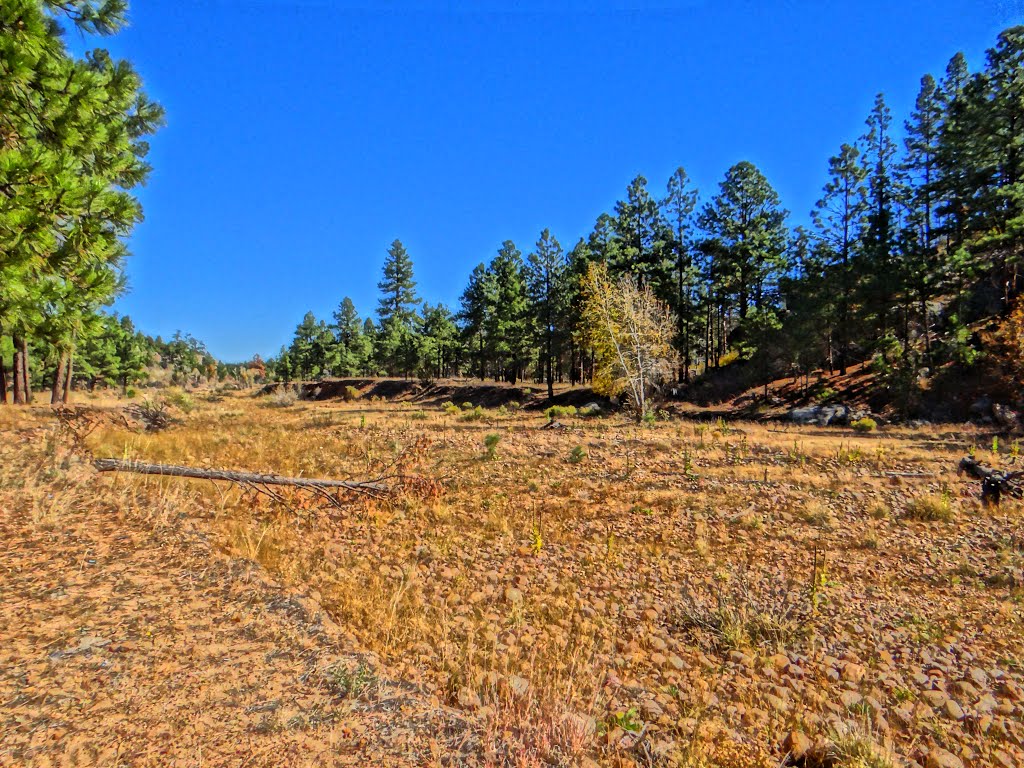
[813,386,837,403]
[442,401,460,416]
[410,410,428,420]
[131,398,175,431]
[461,401,474,410]
[484,433,501,459]
[267,387,298,408]
[904,493,956,522]
[460,406,486,422]
[568,445,587,464]
[164,388,195,413]
[325,662,377,699]
[342,385,360,402]
[851,417,877,433]
[545,405,577,421]
[124,387,137,399]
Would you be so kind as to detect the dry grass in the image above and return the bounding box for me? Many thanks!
[2,388,1022,767]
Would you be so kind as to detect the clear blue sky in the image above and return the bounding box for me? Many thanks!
[91,0,1023,361]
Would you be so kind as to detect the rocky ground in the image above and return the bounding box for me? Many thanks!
[0,415,476,767]
[2,391,1023,767]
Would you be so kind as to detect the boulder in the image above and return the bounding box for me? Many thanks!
[969,396,993,421]
[788,404,849,426]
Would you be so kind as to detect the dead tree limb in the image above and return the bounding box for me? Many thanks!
[93,458,389,498]
[957,457,1024,507]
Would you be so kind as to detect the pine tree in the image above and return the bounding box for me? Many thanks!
[900,74,945,356]
[662,167,700,381]
[459,263,494,380]
[526,229,566,398]
[485,241,531,383]
[613,175,670,291]
[812,143,867,373]
[859,94,902,346]
[0,0,162,404]
[376,239,421,375]
[971,27,1024,297]
[332,297,370,375]
[699,162,790,359]
[419,303,459,380]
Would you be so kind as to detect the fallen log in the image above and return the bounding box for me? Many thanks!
[93,458,389,497]
[957,457,1023,507]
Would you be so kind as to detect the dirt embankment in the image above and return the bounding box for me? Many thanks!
[262,378,614,411]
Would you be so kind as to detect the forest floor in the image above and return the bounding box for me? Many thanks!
[2,387,1023,768]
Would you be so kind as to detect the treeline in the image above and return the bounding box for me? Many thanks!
[273,26,1024,401]
[0,312,261,402]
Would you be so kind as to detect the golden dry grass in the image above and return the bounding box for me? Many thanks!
[3,387,1024,767]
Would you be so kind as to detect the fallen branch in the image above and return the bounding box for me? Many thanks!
[94,458,389,498]
[957,457,1024,506]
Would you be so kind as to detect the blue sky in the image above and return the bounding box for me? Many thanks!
[88,0,1024,361]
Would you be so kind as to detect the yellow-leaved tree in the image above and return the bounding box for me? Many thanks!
[580,262,679,421]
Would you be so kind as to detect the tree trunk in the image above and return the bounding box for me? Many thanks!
[546,334,554,400]
[20,337,32,403]
[12,337,24,405]
[93,458,390,495]
[51,351,68,404]
[62,351,73,404]
[0,353,6,404]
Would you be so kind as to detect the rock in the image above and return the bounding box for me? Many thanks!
[977,693,998,713]
[969,396,993,420]
[967,667,989,687]
[925,747,964,768]
[504,587,524,606]
[579,402,603,417]
[922,689,949,708]
[842,662,866,683]
[562,712,596,740]
[789,405,850,426]
[666,654,686,671]
[942,698,965,720]
[840,691,863,709]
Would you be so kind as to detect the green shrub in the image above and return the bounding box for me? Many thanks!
[165,388,195,413]
[568,445,587,464]
[442,402,461,416]
[325,662,377,699]
[124,387,137,399]
[813,386,837,403]
[410,410,428,420]
[460,406,486,422]
[544,405,577,421]
[461,401,474,410]
[851,417,877,433]
[484,433,501,459]
[342,385,360,401]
